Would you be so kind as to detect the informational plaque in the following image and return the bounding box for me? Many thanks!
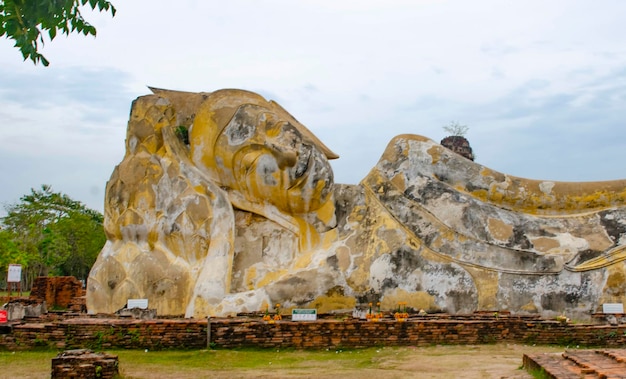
[127,299,149,309]
[602,303,624,314]
[7,264,21,283]
[292,309,317,321]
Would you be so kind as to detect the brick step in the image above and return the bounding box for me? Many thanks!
[524,349,626,379]
[602,349,626,364]
[563,350,626,379]
[523,352,592,379]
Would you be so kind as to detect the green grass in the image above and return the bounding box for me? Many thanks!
[526,367,551,379]
[0,347,395,378]
[0,350,58,378]
[114,347,385,370]
[0,344,564,379]
[0,290,30,299]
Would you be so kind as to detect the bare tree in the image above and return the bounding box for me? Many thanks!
[443,121,469,137]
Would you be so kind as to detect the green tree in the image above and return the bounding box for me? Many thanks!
[1,185,105,288]
[0,0,116,66]
[0,228,28,286]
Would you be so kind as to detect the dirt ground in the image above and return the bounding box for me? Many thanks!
[1,343,565,378]
[118,344,563,379]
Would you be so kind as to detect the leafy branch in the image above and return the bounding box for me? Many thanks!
[0,0,116,66]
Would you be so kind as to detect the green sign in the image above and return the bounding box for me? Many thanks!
[292,309,317,320]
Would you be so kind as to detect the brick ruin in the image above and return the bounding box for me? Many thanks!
[29,276,86,312]
[440,135,475,160]
[51,349,119,379]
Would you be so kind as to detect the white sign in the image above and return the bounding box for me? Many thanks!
[292,309,317,321]
[7,264,21,283]
[127,299,149,309]
[602,303,624,314]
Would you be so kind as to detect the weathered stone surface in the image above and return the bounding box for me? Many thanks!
[87,89,626,320]
[4,299,46,321]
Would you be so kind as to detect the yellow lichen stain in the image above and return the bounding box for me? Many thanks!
[530,237,560,253]
[292,249,316,270]
[487,186,505,204]
[244,266,258,290]
[315,198,336,225]
[520,301,538,313]
[256,269,289,289]
[418,247,451,264]
[601,264,626,301]
[463,266,499,310]
[426,145,440,165]
[307,294,356,314]
[192,297,210,317]
[487,218,513,242]
[463,175,626,214]
[479,167,494,178]
[471,189,489,203]
[381,288,436,312]
[390,173,406,192]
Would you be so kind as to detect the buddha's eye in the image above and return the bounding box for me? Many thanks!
[224,109,257,144]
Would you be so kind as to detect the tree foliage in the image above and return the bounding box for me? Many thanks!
[0,0,116,66]
[443,121,469,137]
[0,185,105,288]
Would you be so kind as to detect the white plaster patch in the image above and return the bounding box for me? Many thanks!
[427,193,467,230]
[128,135,138,154]
[551,233,589,254]
[539,181,555,195]
[369,255,395,292]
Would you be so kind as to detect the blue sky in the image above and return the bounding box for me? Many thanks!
[1,0,626,213]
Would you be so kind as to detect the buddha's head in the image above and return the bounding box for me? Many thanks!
[186,89,338,225]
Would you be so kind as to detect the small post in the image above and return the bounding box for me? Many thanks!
[207,316,211,349]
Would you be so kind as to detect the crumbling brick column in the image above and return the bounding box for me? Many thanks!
[51,349,119,379]
[30,276,84,310]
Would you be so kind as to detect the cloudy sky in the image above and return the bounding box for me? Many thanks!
[1,0,625,214]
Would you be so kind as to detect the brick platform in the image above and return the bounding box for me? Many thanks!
[1,313,625,351]
[524,349,626,378]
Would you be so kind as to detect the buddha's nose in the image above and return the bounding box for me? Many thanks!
[274,150,298,169]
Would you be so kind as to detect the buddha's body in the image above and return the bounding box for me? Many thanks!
[86,89,626,320]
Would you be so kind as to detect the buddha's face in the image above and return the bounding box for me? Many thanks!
[214,104,334,214]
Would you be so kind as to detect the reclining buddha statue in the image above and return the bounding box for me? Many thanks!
[86,88,626,320]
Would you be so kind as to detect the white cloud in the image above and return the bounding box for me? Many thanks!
[1,0,626,212]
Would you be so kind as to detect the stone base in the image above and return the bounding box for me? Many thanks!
[117,307,157,320]
[51,349,119,379]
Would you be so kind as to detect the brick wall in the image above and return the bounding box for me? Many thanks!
[1,316,625,351]
[0,319,207,351]
[210,318,626,349]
